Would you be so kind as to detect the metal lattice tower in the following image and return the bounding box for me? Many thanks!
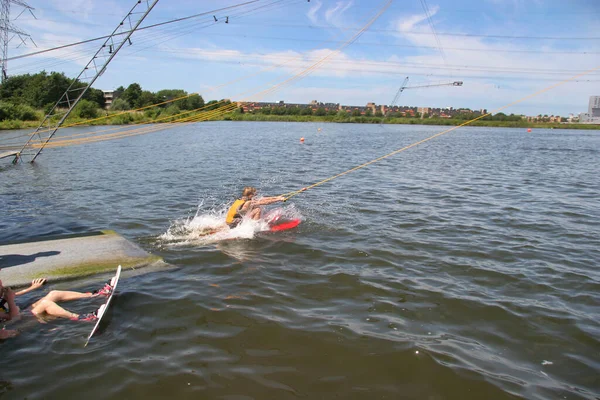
[14,0,159,164]
[0,0,35,82]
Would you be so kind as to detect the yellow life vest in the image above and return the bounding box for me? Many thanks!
[226,199,246,224]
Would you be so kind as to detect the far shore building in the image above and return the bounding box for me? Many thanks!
[236,100,485,118]
[525,115,562,123]
[102,90,114,109]
[579,95,600,123]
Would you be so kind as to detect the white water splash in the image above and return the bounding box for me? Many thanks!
[158,203,302,247]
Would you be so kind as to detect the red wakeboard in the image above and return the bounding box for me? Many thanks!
[268,219,301,232]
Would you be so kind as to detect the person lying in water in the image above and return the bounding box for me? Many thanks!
[225,186,286,228]
[0,277,113,339]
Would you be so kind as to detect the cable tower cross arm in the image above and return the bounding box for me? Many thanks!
[403,81,463,90]
[14,0,160,164]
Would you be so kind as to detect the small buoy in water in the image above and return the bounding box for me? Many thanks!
[527,128,532,132]
[300,137,305,142]
[317,128,322,132]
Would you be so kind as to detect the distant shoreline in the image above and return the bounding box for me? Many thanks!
[221,114,600,130]
[1,113,599,131]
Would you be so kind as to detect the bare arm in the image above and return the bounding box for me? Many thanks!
[2,289,19,321]
[250,196,285,206]
[15,278,46,297]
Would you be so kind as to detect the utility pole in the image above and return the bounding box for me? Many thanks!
[14,0,160,164]
[0,0,36,82]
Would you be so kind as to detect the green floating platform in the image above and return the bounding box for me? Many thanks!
[0,230,165,288]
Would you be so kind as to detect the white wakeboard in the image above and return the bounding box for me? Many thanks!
[84,265,121,347]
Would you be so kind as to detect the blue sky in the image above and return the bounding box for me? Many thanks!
[6,0,600,116]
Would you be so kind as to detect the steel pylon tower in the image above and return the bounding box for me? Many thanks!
[0,0,36,82]
[14,0,160,164]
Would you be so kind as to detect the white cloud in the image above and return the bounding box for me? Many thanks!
[396,5,439,32]
[306,1,322,24]
[324,1,353,27]
[303,0,355,29]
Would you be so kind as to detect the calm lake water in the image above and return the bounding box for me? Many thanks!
[0,122,599,399]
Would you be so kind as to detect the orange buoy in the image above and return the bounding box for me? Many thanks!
[300,137,305,142]
[527,128,532,132]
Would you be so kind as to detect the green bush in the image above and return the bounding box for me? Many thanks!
[144,108,161,118]
[163,105,181,116]
[73,100,99,119]
[0,102,16,121]
[14,104,38,120]
[0,101,39,121]
[111,98,131,111]
[110,113,134,124]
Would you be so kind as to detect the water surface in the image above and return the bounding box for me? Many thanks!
[1,122,599,399]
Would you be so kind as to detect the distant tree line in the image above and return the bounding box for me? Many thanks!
[252,106,337,116]
[0,71,205,121]
[249,107,523,121]
[110,83,204,112]
[0,71,106,121]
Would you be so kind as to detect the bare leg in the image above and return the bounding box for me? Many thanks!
[30,298,78,319]
[30,290,92,312]
[42,290,93,303]
[249,208,261,220]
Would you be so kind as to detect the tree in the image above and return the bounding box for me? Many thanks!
[494,112,508,121]
[113,86,125,99]
[351,109,361,117]
[32,72,71,108]
[375,110,383,117]
[205,100,220,111]
[122,83,143,108]
[315,107,326,116]
[271,106,286,115]
[73,99,99,119]
[137,90,158,107]
[83,87,106,108]
[0,71,110,110]
[185,94,204,110]
[0,71,71,108]
[154,89,204,110]
[0,74,29,103]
